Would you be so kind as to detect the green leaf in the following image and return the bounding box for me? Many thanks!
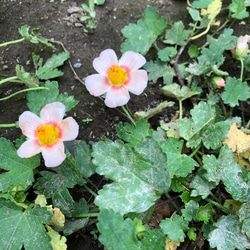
[158,47,177,62]
[92,138,170,215]
[160,214,189,242]
[34,157,82,199]
[97,209,139,250]
[238,200,250,238]
[221,77,250,107]
[140,229,166,249]
[189,171,216,199]
[143,60,175,84]
[94,0,105,5]
[164,21,190,46]
[229,0,249,19]
[62,198,89,236]
[16,65,39,88]
[196,203,214,224]
[203,145,250,202]
[187,227,197,241]
[18,25,54,48]
[187,7,201,21]
[178,101,230,149]
[0,138,40,192]
[208,215,250,250]
[192,0,214,8]
[27,80,78,116]
[35,52,70,80]
[0,199,53,250]
[188,45,199,58]
[160,137,198,178]
[121,6,167,55]
[161,83,200,101]
[181,200,200,222]
[116,119,151,147]
[74,141,96,178]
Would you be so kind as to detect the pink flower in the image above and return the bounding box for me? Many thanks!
[17,102,79,168]
[231,35,250,60]
[212,76,225,87]
[85,49,148,108]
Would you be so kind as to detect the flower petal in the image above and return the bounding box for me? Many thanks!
[40,102,65,125]
[59,117,79,141]
[19,111,42,138]
[105,87,130,108]
[93,49,118,75]
[17,139,42,158]
[119,51,146,71]
[126,70,148,95]
[42,141,66,167]
[85,74,111,96]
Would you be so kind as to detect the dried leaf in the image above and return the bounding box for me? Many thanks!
[223,122,250,154]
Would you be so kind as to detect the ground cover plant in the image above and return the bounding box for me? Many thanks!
[1,0,250,249]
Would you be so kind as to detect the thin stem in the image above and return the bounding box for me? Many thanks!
[0,87,49,101]
[0,76,19,85]
[179,100,183,119]
[83,184,97,197]
[72,212,100,218]
[240,59,244,82]
[121,105,136,126]
[209,192,221,204]
[206,198,236,215]
[190,24,211,40]
[189,144,201,159]
[0,38,25,47]
[0,123,17,128]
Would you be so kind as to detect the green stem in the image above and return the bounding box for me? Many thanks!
[209,192,221,204]
[189,144,201,159]
[0,123,17,128]
[0,76,19,85]
[179,100,183,119]
[206,198,236,215]
[72,212,100,218]
[0,87,49,101]
[240,59,244,82]
[0,38,25,47]
[121,105,136,126]
[83,184,97,197]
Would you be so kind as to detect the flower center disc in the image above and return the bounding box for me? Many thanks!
[37,125,59,146]
[108,66,127,86]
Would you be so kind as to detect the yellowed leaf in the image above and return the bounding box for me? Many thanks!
[201,0,222,21]
[234,153,250,171]
[48,207,65,228]
[165,238,180,250]
[223,122,250,154]
[224,199,242,212]
[34,194,65,228]
[46,225,67,250]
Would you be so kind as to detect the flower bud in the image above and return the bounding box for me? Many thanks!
[231,35,250,60]
[212,76,225,87]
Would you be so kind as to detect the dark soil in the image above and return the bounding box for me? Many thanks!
[0,0,249,249]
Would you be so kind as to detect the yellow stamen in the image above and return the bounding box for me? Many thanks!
[108,66,127,86]
[37,125,59,146]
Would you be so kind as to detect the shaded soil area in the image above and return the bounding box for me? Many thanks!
[0,0,249,249]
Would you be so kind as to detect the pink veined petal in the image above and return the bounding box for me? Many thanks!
[19,111,42,138]
[93,49,118,75]
[126,69,148,95]
[42,141,66,167]
[105,87,130,108]
[85,74,111,96]
[119,51,146,71]
[59,117,79,141]
[40,102,65,125]
[17,139,42,158]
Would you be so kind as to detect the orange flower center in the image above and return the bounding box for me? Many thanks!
[108,66,127,86]
[37,125,59,146]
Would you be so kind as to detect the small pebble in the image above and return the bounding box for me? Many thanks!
[73,63,82,69]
